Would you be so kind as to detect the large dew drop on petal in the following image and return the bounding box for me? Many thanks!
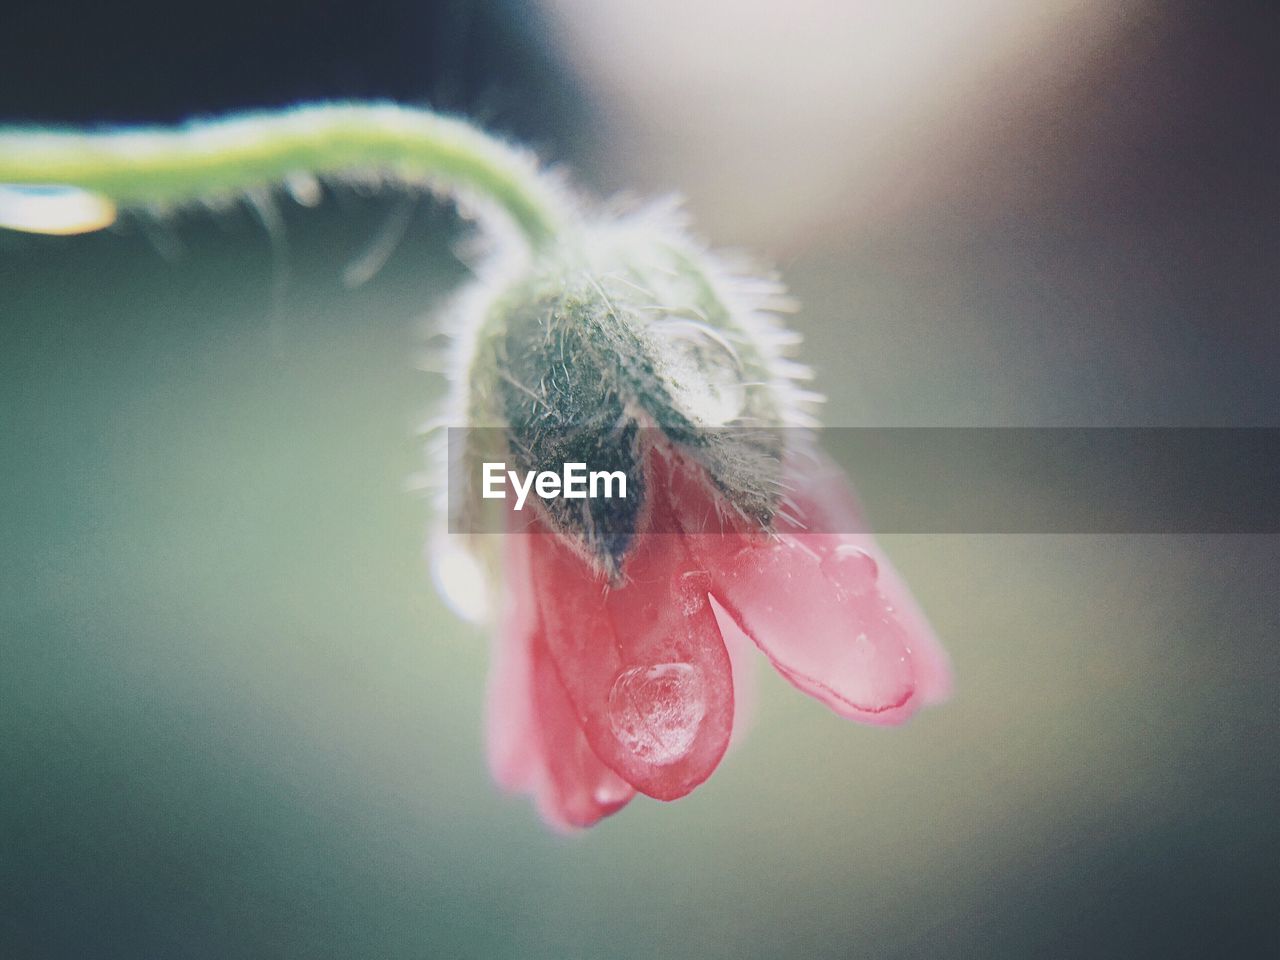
[528,455,735,801]
[608,662,707,766]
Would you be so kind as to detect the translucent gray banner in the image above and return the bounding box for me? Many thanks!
[446,428,1280,534]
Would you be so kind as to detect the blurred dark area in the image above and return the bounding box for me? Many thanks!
[771,0,1280,428]
[1,2,1278,960]
[0,0,587,154]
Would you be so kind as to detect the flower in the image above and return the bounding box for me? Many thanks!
[432,207,951,829]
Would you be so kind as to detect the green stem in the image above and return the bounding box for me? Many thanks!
[0,102,567,249]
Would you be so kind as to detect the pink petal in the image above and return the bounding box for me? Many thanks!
[780,452,953,706]
[670,449,951,724]
[485,531,542,792]
[529,632,636,830]
[711,595,759,751]
[528,458,735,801]
[486,528,635,829]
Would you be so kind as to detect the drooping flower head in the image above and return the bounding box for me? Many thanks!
[433,205,952,829]
[0,103,946,830]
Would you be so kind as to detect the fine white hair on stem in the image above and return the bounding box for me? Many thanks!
[0,103,830,607]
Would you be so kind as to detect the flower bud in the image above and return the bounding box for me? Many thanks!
[433,205,950,828]
[448,207,816,579]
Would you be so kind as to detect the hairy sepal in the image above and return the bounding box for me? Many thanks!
[466,215,810,577]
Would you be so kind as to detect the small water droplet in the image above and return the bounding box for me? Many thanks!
[822,544,879,597]
[674,569,711,615]
[428,534,489,624]
[284,171,323,208]
[593,781,631,806]
[608,662,706,766]
[656,319,747,427]
[0,184,116,235]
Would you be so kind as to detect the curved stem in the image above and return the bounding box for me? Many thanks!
[0,102,568,249]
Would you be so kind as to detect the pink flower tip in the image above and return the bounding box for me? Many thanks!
[483,446,951,829]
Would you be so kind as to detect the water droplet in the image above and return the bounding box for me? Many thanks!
[593,781,631,807]
[284,171,322,208]
[428,534,489,624]
[656,319,747,427]
[674,569,711,615]
[822,544,879,597]
[0,184,116,235]
[608,662,706,766]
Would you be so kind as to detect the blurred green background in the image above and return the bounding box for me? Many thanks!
[2,2,1278,958]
